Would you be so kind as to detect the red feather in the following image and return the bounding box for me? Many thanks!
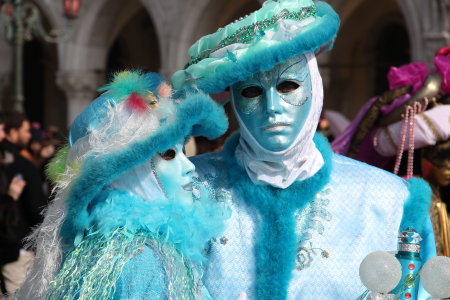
[126,92,147,112]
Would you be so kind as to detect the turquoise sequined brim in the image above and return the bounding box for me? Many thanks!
[171,1,340,94]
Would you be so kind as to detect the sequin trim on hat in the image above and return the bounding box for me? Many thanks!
[186,6,317,67]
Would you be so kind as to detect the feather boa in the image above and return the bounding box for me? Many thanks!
[87,185,230,263]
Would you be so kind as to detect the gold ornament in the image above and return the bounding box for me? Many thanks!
[146,90,159,109]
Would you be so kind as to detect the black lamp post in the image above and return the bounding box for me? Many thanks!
[0,0,81,112]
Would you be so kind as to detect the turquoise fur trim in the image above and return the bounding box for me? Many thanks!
[399,177,432,237]
[61,93,228,244]
[87,187,228,262]
[178,2,339,94]
[223,132,333,299]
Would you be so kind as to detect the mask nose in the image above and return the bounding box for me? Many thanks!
[265,86,282,117]
[180,153,195,177]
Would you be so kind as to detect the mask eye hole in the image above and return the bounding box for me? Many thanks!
[277,81,300,94]
[241,86,263,98]
[159,149,176,161]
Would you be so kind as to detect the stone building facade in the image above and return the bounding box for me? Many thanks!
[0,0,449,129]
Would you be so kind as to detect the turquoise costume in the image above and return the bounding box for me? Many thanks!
[172,0,436,298]
[16,71,229,300]
[191,134,435,299]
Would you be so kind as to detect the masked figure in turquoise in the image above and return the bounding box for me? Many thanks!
[171,0,436,299]
[16,71,229,300]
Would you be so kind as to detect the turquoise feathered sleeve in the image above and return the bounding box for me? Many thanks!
[113,246,167,300]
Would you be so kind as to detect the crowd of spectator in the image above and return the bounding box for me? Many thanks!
[0,112,63,297]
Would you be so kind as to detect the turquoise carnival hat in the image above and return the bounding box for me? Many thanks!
[171,0,340,93]
[48,70,228,243]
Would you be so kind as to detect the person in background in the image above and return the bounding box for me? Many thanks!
[0,113,27,297]
[19,122,44,168]
[318,109,350,142]
[20,123,58,170]
[332,47,450,174]
[0,111,47,295]
[332,48,450,257]
[18,122,58,198]
[421,139,450,256]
